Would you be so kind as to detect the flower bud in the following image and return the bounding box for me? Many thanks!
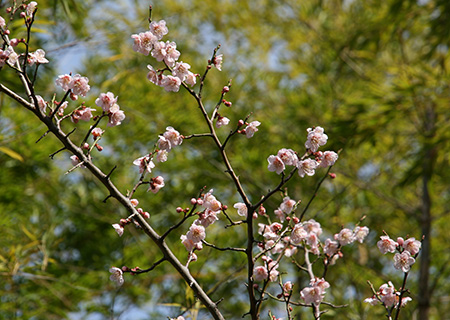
[196,199,203,205]
[224,100,232,107]
[238,119,244,127]
[10,38,19,47]
[6,7,12,13]
[292,217,299,224]
[222,86,230,93]
[329,173,336,179]
[222,204,228,210]
[4,29,10,35]
[130,199,139,207]
[176,207,183,213]
[190,198,197,205]
[82,142,89,150]
[95,144,103,151]
[119,218,128,225]
[121,266,130,272]
[20,12,26,19]
[397,237,404,246]
[258,205,266,216]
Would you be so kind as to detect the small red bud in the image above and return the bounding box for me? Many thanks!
[222,86,230,93]
[6,7,12,13]
[184,208,190,212]
[240,129,246,135]
[238,119,244,126]
[329,173,336,179]
[285,216,291,221]
[95,144,103,151]
[190,198,197,205]
[258,205,266,215]
[253,284,259,289]
[207,65,212,69]
[119,218,128,225]
[4,29,10,35]
[222,205,228,210]
[20,12,26,19]
[224,100,232,107]
[292,217,300,224]
[121,266,129,272]
[277,294,282,298]
[176,207,183,213]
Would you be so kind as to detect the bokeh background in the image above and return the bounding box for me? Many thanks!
[1,0,449,319]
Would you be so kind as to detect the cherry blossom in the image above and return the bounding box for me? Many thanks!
[393,251,415,272]
[377,235,398,254]
[244,121,260,138]
[297,158,318,178]
[131,31,157,56]
[305,126,328,152]
[303,219,322,236]
[283,281,293,292]
[267,155,285,174]
[109,267,124,286]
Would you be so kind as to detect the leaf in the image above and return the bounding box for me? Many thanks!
[0,147,24,162]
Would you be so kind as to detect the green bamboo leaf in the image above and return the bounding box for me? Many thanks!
[0,147,24,162]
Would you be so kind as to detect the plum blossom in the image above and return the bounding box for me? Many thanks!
[196,209,219,228]
[0,16,5,29]
[268,260,279,282]
[402,237,421,255]
[108,104,126,127]
[69,74,90,97]
[280,197,296,214]
[379,282,397,307]
[185,72,197,87]
[283,281,293,292]
[149,20,169,40]
[335,228,355,246]
[5,46,18,65]
[28,49,49,65]
[290,224,307,245]
[202,189,222,212]
[319,151,338,167]
[163,126,183,148]
[253,266,268,281]
[72,107,95,123]
[55,74,73,91]
[277,148,298,166]
[131,31,157,55]
[216,116,230,128]
[156,149,168,162]
[354,226,369,243]
[300,278,330,306]
[148,176,165,193]
[35,95,47,112]
[162,41,180,67]
[244,121,260,138]
[324,238,339,256]
[70,155,85,168]
[172,61,191,81]
[186,223,206,243]
[377,236,398,254]
[109,267,124,286]
[91,127,104,138]
[297,158,318,178]
[180,234,202,251]
[112,223,124,237]
[303,219,322,236]
[133,155,155,174]
[213,54,223,71]
[57,101,68,117]
[161,75,181,92]
[95,92,118,112]
[234,202,247,217]
[305,126,328,152]
[267,155,285,174]
[393,251,415,272]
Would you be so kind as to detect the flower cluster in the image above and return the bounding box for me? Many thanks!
[300,278,330,306]
[267,126,338,177]
[132,19,198,92]
[253,255,280,282]
[377,235,421,272]
[364,281,412,308]
[180,190,223,261]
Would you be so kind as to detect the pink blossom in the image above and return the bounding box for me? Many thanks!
[148,176,165,193]
[268,260,279,282]
[91,127,104,138]
[364,296,380,306]
[158,136,171,151]
[112,224,124,237]
[55,74,73,91]
[196,209,219,228]
[234,202,247,217]
[72,107,95,123]
[303,219,322,236]
[35,95,47,113]
[26,2,38,18]
[130,199,139,207]
[146,64,162,85]
[184,72,197,87]
[290,224,307,245]
[305,126,328,152]
[393,251,415,272]
[277,148,298,166]
[274,208,285,222]
[0,16,5,29]
[5,46,18,65]
[280,196,296,214]
[172,61,191,81]
[213,54,223,71]
[69,74,90,97]
[133,155,155,174]
[244,121,260,138]
[70,155,85,168]
[131,31,157,55]
[151,41,167,61]
[354,226,369,243]
[186,223,206,243]
[379,282,396,307]
[108,104,125,127]
[300,278,330,306]
[180,234,196,251]
[161,75,181,92]
[163,126,183,147]
[202,190,222,212]
[297,158,318,178]
[28,49,49,65]
[253,266,268,281]
[267,155,285,174]
[164,41,180,67]
[319,151,338,167]
[335,228,354,246]
[149,20,168,40]
[216,116,230,128]
[156,149,168,162]
[402,237,421,256]
[283,281,293,292]
[377,236,398,254]
[95,92,117,113]
[109,267,124,286]
[57,101,68,117]
[324,238,339,256]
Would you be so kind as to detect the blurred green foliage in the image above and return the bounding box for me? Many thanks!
[1,0,449,319]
